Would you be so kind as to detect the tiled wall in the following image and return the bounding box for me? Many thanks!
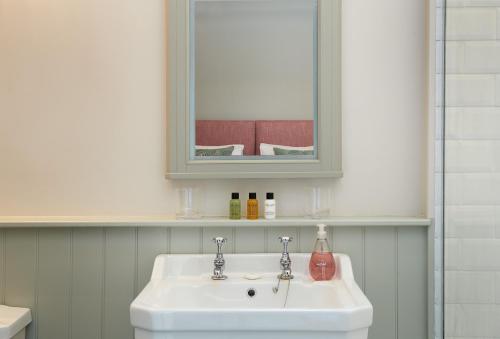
[444,1,500,338]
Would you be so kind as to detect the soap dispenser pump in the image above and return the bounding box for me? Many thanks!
[309,224,336,281]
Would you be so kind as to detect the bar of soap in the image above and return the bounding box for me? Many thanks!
[243,274,262,280]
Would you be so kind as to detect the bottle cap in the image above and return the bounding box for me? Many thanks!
[317,224,327,239]
[232,192,239,199]
[266,192,274,200]
[249,192,257,199]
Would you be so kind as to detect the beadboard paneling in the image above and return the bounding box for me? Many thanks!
[4,229,37,339]
[71,228,104,339]
[37,229,71,339]
[0,226,430,339]
[397,227,428,339]
[365,227,398,339]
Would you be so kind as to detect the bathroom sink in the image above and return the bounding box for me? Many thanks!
[131,253,373,339]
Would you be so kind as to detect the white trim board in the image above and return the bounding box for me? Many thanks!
[0,216,432,228]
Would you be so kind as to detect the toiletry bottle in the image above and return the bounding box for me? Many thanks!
[247,193,259,220]
[229,193,241,220]
[264,192,276,220]
[309,224,336,281]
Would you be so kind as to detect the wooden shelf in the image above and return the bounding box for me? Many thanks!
[0,216,432,228]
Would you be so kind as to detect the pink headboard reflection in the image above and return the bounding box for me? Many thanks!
[196,120,256,156]
[255,120,314,155]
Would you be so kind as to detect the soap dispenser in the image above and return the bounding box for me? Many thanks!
[309,224,336,281]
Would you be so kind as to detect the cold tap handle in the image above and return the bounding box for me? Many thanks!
[278,236,293,252]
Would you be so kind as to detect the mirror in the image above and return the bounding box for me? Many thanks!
[190,0,318,159]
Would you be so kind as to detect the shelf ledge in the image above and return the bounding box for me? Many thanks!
[0,216,432,228]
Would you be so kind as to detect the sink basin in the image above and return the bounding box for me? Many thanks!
[131,253,373,339]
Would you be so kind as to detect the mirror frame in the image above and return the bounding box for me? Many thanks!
[166,0,342,179]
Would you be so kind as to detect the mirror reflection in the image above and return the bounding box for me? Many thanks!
[190,0,318,159]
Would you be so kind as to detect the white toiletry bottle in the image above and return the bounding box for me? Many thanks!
[264,192,276,220]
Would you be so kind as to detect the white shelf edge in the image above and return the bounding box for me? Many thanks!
[0,216,432,228]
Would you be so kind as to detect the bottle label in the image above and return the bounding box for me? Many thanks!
[265,201,276,219]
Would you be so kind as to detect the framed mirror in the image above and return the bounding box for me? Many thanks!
[167,0,341,178]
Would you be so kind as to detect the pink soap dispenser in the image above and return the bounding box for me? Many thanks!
[309,224,336,281]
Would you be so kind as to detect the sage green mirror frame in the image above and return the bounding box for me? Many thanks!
[166,0,342,179]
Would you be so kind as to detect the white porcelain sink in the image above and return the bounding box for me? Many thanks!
[131,253,373,339]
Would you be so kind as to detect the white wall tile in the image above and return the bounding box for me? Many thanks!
[461,239,500,270]
[446,75,496,107]
[447,107,500,139]
[494,141,500,171]
[446,8,497,40]
[461,108,500,139]
[446,42,465,74]
[444,304,459,336]
[498,9,500,39]
[442,1,500,336]
[448,0,500,6]
[460,174,500,205]
[446,140,495,173]
[496,273,500,303]
[447,304,500,337]
[496,206,500,238]
[496,75,500,106]
[447,173,500,206]
[445,271,495,303]
[446,206,496,239]
[445,174,463,205]
[444,108,463,139]
[445,239,462,270]
[464,42,500,73]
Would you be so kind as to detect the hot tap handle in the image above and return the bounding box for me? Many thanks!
[213,237,227,254]
[278,236,293,244]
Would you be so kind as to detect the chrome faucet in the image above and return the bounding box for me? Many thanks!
[278,236,294,280]
[211,237,227,280]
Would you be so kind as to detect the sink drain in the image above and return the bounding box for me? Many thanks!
[247,288,256,298]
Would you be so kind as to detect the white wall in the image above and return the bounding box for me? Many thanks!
[444,3,500,338]
[0,0,428,217]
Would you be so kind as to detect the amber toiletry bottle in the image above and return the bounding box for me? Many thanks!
[247,193,259,220]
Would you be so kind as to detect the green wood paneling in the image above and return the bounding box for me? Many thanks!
[397,227,428,339]
[333,227,365,289]
[71,228,104,339]
[234,227,267,253]
[137,228,168,292]
[0,226,430,339]
[37,229,71,339]
[0,230,5,305]
[365,227,397,339]
[103,228,136,339]
[4,229,37,339]
[169,227,202,254]
[298,226,317,253]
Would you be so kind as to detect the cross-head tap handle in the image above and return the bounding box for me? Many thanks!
[278,236,293,252]
[213,237,227,254]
